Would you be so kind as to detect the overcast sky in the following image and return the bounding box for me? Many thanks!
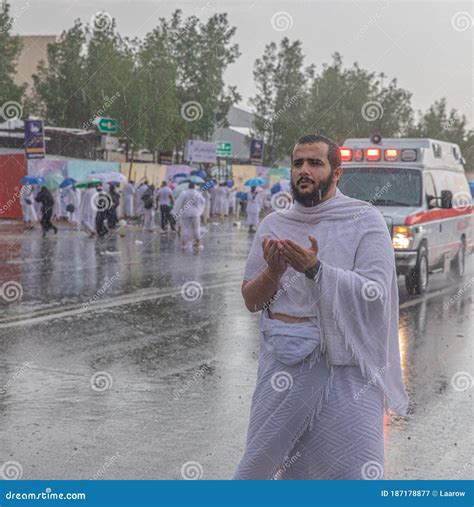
[7,0,474,126]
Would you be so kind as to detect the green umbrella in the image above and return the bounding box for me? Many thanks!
[43,173,64,191]
[75,179,101,189]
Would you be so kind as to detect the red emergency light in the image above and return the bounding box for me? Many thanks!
[340,148,352,161]
[366,148,381,161]
[384,148,399,161]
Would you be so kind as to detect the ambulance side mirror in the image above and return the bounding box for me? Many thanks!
[440,190,453,209]
[426,194,437,209]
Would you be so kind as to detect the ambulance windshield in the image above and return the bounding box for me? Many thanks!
[338,167,422,207]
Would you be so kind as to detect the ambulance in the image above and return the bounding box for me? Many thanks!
[338,135,473,295]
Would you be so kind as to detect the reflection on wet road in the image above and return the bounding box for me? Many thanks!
[0,221,472,480]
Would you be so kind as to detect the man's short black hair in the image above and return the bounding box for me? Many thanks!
[291,134,341,171]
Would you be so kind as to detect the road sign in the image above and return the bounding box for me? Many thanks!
[24,119,45,159]
[216,141,232,157]
[95,117,118,134]
[185,140,217,164]
[101,135,119,151]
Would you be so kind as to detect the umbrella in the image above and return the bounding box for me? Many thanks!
[172,182,190,198]
[191,170,206,179]
[44,173,64,191]
[59,177,76,189]
[184,175,205,184]
[173,172,190,181]
[76,180,101,189]
[20,176,45,185]
[244,177,267,187]
[271,182,281,194]
[236,191,248,201]
[87,172,127,183]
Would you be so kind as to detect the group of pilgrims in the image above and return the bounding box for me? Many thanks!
[19,178,268,251]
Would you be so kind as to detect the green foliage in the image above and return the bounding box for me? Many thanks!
[0,2,26,110]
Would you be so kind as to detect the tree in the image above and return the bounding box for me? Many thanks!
[31,20,87,125]
[159,10,241,146]
[250,38,312,166]
[408,98,474,173]
[0,1,26,114]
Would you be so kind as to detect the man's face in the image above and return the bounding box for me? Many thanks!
[291,142,338,207]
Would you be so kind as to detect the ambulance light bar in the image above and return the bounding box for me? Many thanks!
[340,147,418,162]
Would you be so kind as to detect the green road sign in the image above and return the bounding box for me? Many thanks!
[96,117,118,134]
[216,141,232,157]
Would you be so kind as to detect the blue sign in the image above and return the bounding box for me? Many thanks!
[250,139,264,165]
[24,119,45,159]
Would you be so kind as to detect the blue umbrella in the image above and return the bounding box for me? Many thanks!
[173,172,190,180]
[59,177,76,189]
[271,182,282,194]
[244,177,267,187]
[184,175,205,184]
[20,175,45,185]
[191,170,206,179]
[236,191,248,201]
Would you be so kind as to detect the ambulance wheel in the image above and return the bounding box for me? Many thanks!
[405,247,428,295]
[450,238,466,279]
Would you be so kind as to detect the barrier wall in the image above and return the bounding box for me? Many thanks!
[0,154,27,219]
[120,163,167,187]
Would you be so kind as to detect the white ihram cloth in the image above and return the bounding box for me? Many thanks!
[214,186,228,215]
[20,186,38,223]
[65,187,81,225]
[79,188,97,234]
[247,190,263,227]
[124,182,135,216]
[173,189,205,244]
[233,188,408,480]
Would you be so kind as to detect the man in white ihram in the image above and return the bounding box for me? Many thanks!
[233,134,408,480]
[173,182,205,251]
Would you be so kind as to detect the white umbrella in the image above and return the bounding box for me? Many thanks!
[87,172,127,183]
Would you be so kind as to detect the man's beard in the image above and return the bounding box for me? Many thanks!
[291,172,334,207]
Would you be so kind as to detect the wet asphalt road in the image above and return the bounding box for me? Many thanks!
[0,218,472,480]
